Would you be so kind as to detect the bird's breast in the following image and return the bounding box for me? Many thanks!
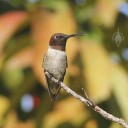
[43,47,67,80]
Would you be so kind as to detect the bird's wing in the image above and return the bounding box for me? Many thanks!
[45,74,61,102]
[66,56,68,68]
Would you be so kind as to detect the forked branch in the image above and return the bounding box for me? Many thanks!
[45,71,128,128]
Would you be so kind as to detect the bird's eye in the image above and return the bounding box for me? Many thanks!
[54,36,60,39]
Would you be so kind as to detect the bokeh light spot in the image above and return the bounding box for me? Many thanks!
[21,94,34,113]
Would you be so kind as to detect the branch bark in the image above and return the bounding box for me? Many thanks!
[44,71,128,128]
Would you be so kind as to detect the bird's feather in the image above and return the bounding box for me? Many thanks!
[43,47,67,102]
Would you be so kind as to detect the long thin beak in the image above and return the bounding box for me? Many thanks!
[66,33,84,39]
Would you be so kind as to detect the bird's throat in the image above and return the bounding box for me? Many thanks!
[50,45,65,51]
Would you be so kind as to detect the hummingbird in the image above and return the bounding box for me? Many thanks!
[43,33,83,102]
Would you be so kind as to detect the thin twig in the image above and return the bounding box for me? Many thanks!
[44,71,128,128]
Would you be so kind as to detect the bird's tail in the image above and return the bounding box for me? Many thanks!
[45,75,61,102]
[48,86,61,102]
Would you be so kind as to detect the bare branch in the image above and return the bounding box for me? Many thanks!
[44,71,128,128]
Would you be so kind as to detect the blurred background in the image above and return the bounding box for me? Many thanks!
[0,0,128,128]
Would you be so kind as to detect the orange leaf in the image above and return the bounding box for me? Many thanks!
[110,64,128,120]
[5,47,34,69]
[43,97,88,128]
[94,0,121,27]
[80,40,111,102]
[0,11,28,54]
